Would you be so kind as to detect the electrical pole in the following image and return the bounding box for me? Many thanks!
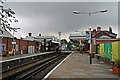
[89,26,92,64]
[73,9,107,64]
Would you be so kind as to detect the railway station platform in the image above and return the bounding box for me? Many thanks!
[1,52,54,62]
[1,51,71,62]
[45,51,120,80]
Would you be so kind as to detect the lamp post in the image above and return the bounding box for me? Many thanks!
[73,10,107,16]
[0,32,3,57]
[73,9,107,64]
[89,26,92,64]
[58,32,61,40]
[58,32,61,51]
[12,27,20,55]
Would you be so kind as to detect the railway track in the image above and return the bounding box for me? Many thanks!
[2,52,70,80]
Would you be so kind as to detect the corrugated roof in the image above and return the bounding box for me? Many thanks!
[23,36,35,41]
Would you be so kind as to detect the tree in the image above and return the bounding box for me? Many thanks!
[0,0,18,32]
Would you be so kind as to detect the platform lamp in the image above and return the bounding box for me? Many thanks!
[58,32,61,51]
[12,27,20,55]
[73,9,107,64]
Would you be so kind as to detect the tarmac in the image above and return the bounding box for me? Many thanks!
[45,51,120,80]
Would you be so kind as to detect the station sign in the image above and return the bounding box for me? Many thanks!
[70,33,86,37]
[86,33,90,39]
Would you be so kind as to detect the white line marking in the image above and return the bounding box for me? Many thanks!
[42,51,74,80]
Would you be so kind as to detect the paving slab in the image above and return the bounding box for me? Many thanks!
[46,51,120,80]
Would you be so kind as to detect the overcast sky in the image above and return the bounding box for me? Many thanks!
[3,1,118,40]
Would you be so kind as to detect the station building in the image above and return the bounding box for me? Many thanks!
[69,26,118,53]
[0,28,60,56]
[23,33,60,53]
[69,31,89,52]
[0,29,36,56]
[88,27,118,54]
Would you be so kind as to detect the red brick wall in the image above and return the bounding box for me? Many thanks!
[7,38,13,51]
[2,38,7,44]
[2,37,36,54]
[19,40,28,54]
[28,41,35,46]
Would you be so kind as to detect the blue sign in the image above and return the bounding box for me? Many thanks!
[86,33,90,39]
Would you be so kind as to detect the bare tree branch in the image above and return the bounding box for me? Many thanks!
[0,0,19,32]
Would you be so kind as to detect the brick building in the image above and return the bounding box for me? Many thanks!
[91,27,117,45]
[1,30,36,56]
[2,37,35,55]
[24,33,60,52]
[69,26,118,52]
[87,27,118,53]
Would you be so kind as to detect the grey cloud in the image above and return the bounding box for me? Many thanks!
[4,2,118,38]
[5,0,120,2]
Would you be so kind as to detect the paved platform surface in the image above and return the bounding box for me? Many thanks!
[46,51,120,80]
[1,51,70,62]
[1,52,53,61]
[2,54,32,60]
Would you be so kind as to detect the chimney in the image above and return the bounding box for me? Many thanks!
[97,27,101,32]
[109,27,112,33]
[93,29,96,34]
[39,34,41,36]
[20,37,23,39]
[28,33,32,37]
